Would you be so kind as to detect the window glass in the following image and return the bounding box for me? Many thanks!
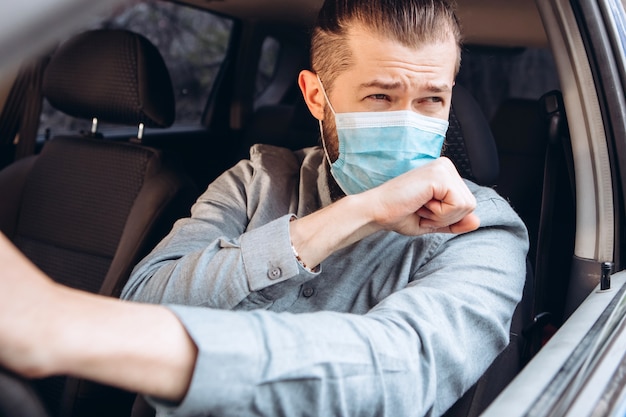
[38,0,233,137]
[456,46,560,120]
[255,36,280,96]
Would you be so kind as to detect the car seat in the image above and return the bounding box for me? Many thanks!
[0,28,198,417]
[0,369,51,417]
[491,92,575,353]
[491,98,548,272]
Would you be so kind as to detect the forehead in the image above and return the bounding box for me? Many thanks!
[335,25,458,90]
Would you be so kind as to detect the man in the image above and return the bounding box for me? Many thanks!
[0,0,528,416]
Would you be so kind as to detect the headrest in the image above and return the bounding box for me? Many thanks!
[244,99,319,151]
[42,29,175,128]
[444,84,499,186]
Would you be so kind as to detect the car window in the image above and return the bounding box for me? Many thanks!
[38,0,233,138]
[256,36,280,96]
[457,45,560,120]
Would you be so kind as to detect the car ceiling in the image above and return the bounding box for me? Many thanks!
[180,0,548,47]
[0,0,548,86]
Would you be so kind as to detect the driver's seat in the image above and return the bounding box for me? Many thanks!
[0,370,50,417]
[0,28,198,417]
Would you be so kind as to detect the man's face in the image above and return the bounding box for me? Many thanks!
[322,24,458,161]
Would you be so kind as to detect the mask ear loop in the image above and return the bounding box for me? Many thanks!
[319,119,332,167]
[317,76,336,114]
[317,76,336,167]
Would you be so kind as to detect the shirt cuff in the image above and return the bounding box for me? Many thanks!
[146,305,261,416]
[240,214,316,292]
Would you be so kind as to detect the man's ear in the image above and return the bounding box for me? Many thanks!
[298,70,325,120]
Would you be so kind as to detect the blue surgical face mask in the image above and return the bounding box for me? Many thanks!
[318,77,449,195]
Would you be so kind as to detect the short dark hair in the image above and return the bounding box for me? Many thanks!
[311,0,462,91]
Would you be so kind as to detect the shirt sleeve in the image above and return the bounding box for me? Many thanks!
[121,161,319,310]
[148,195,529,417]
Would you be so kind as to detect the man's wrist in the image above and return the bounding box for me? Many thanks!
[289,215,319,272]
[288,194,380,269]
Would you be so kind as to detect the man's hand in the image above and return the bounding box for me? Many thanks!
[290,157,479,269]
[366,157,480,236]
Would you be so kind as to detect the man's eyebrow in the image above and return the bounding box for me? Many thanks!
[424,82,452,93]
[357,80,405,91]
[357,80,452,93]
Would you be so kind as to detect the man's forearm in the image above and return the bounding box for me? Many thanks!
[0,234,197,403]
[55,288,197,402]
[289,158,479,269]
[289,192,379,269]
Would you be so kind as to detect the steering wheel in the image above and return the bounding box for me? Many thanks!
[0,367,50,417]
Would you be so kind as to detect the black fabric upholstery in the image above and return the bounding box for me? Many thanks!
[0,155,36,238]
[490,98,547,270]
[13,136,163,292]
[0,369,51,417]
[242,99,319,157]
[42,29,175,128]
[0,27,198,296]
[0,29,198,417]
[246,105,296,147]
[444,84,499,186]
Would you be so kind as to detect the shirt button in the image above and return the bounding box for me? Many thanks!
[267,267,282,280]
[303,287,314,297]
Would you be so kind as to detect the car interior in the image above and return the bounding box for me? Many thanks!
[0,0,618,416]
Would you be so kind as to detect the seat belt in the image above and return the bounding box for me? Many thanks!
[0,55,49,161]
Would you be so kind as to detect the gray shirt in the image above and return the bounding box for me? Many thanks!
[122,144,529,417]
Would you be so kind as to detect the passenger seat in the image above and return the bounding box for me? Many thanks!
[0,29,198,417]
[491,93,575,353]
[491,98,548,271]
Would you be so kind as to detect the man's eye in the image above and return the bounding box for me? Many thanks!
[367,94,388,101]
[422,97,443,104]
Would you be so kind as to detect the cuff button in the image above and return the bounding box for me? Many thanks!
[267,266,282,279]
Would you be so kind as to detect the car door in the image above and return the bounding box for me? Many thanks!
[484,0,626,414]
